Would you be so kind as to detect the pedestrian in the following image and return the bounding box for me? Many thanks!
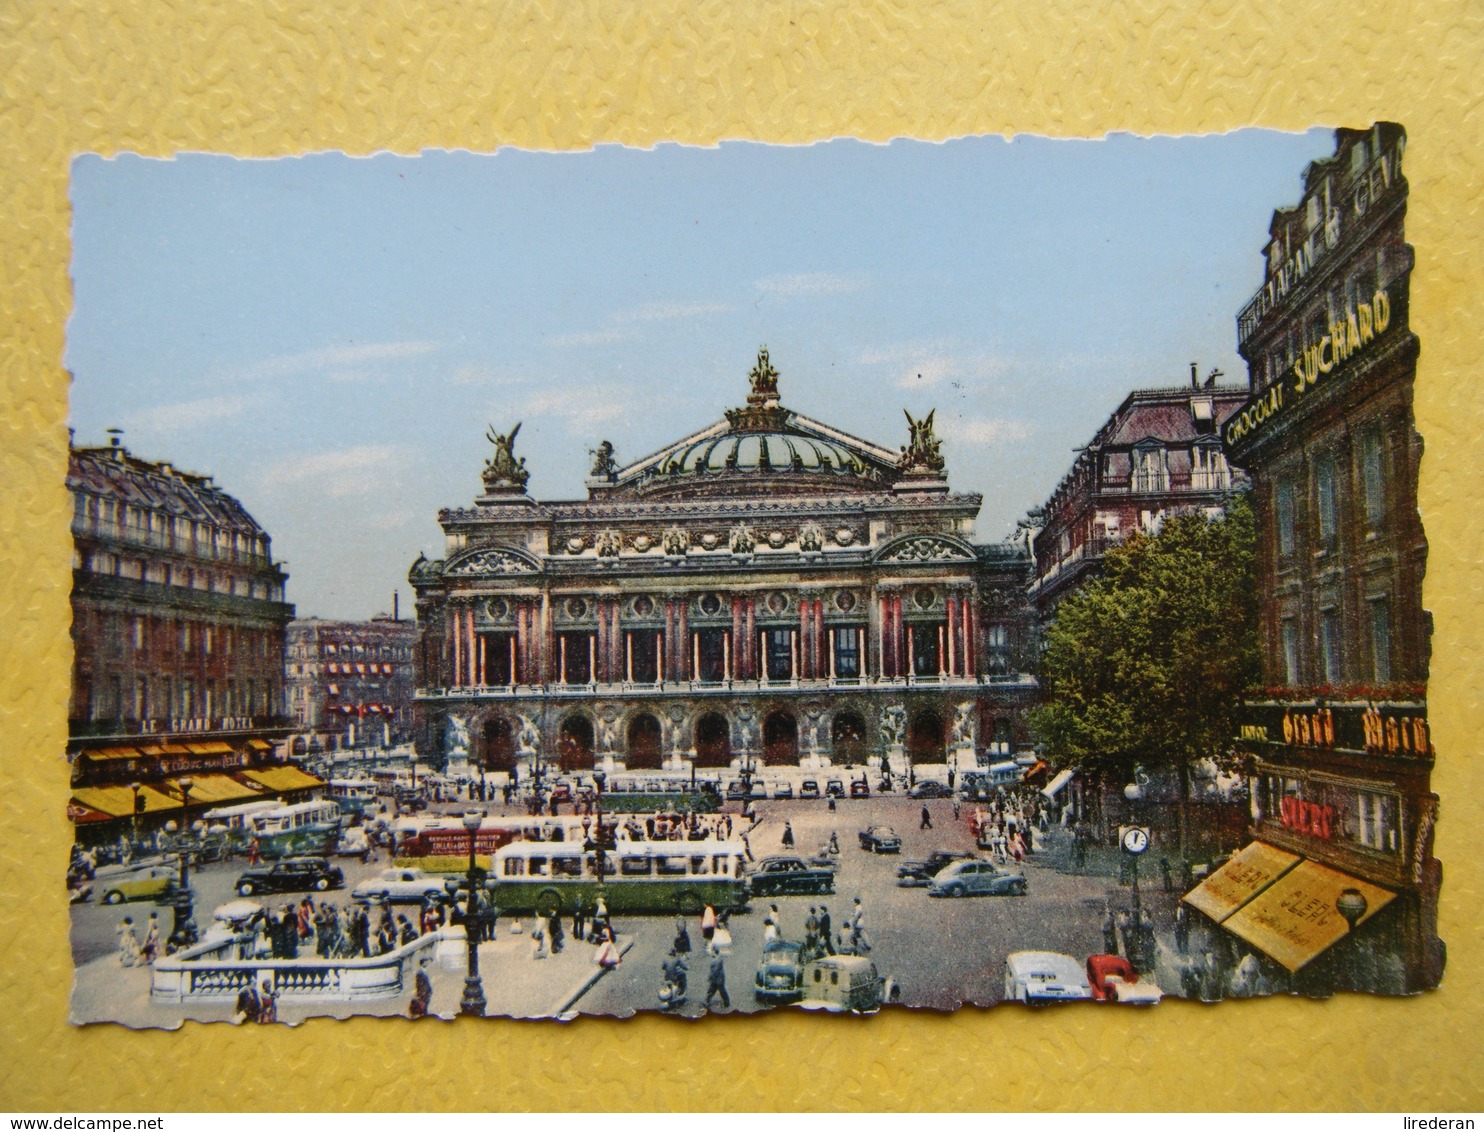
[140,913,161,965]
[1174,904,1190,955]
[703,946,730,1010]
[1116,910,1133,959]
[531,917,548,959]
[247,837,261,866]
[804,906,820,959]
[741,831,754,862]
[1160,856,1174,893]
[827,794,837,813]
[409,967,433,1019]
[673,914,692,955]
[818,905,835,955]
[594,893,612,941]
[700,902,717,943]
[113,915,138,967]
[920,805,933,831]
[234,978,263,1024]
[952,800,961,822]
[594,931,622,969]
[781,821,794,849]
[1102,905,1119,955]
[398,914,418,947]
[256,976,278,1024]
[661,948,688,1006]
[849,898,871,954]
[762,917,779,944]
[548,910,565,954]
[572,896,588,944]
[769,903,783,939]
[297,897,315,943]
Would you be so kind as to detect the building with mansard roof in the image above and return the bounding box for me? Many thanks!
[409,349,1037,781]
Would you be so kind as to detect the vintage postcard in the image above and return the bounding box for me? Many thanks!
[63,128,1439,1027]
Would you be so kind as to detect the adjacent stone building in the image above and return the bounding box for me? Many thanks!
[410,350,1038,781]
[285,615,419,752]
[66,435,302,835]
[1218,123,1441,992]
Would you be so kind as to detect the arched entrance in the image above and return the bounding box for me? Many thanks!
[626,713,663,770]
[907,709,946,764]
[764,710,799,765]
[558,714,595,771]
[694,713,731,768]
[482,715,517,773]
[831,712,868,765]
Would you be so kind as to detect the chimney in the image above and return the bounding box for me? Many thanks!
[1190,362,1198,389]
[393,591,399,621]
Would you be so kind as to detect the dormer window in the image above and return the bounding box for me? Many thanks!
[1131,443,1168,494]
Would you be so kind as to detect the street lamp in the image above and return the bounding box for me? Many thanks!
[167,777,198,952]
[129,781,143,853]
[459,809,487,1016]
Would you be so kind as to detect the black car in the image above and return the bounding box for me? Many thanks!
[848,780,870,798]
[754,939,806,1003]
[747,855,836,897]
[235,857,344,897]
[908,781,952,799]
[858,825,902,854]
[897,850,977,886]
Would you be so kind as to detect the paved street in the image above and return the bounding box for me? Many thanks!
[71,792,1197,1024]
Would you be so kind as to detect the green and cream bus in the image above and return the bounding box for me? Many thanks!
[487,839,751,916]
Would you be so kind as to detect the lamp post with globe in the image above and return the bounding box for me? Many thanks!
[458,810,488,1016]
[166,776,198,952]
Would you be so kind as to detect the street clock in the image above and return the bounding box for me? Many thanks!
[1120,826,1150,855]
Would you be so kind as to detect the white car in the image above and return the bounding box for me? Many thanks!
[333,827,371,861]
[1003,951,1094,1004]
[350,866,448,904]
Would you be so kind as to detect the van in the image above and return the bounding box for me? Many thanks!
[1003,951,1093,1004]
[797,956,900,1013]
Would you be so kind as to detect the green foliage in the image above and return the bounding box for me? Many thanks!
[1028,497,1259,782]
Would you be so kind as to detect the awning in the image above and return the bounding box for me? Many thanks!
[1041,768,1075,799]
[1183,841,1396,973]
[186,741,236,755]
[70,784,181,820]
[240,766,325,794]
[177,773,262,804]
[80,746,144,762]
[247,740,272,751]
[66,799,115,824]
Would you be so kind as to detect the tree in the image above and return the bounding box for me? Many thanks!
[1027,497,1259,854]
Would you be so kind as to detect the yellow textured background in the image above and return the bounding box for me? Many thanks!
[2,0,1481,1113]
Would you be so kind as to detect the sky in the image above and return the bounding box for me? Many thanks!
[66,130,1335,621]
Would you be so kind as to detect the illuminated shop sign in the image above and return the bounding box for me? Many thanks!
[1236,698,1430,759]
[1224,288,1392,449]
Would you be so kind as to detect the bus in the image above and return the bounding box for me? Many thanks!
[250,800,343,858]
[487,839,751,916]
[396,814,596,870]
[327,779,379,817]
[202,800,285,851]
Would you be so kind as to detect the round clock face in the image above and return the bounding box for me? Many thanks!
[1121,827,1149,855]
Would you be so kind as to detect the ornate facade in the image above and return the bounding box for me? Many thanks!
[411,350,1037,780]
[285,615,419,751]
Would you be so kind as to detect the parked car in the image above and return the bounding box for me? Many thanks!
[550,783,573,803]
[799,780,821,799]
[908,780,952,799]
[726,780,748,801]
[96,862,178,905]
[797,955,900,1013]
[1086,954,1164,1005]
[826,779,847,798]
[748,782,769,800]
[746,855,836,897]
[235,857,344,897]
[350,866,447,904]
[848,780,869,798]
[771,781,794,800]
[1004,951,1094,1003]
[858,825,902,854]
[753,939,807,1003]
[928,859,1027,897]
[896,850,977,887]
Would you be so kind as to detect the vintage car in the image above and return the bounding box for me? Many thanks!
[797,955,900,1014]
[1086,953,1164,1004]
[725,780,748,801]
[96,861,178,905]
[350,865,448,904]
[927,859,1028,898]
[235,857,344,897]
[847,780,869,798]
[550,783,573,803]
[798,780,821,800]
[1004,951,1094,1004]
[907,780,952,799]
[771,781,794,800]
[332,826,372,861]
[858,825,902,854]
[746,855,836,897]
[896,850,977,887]
[753,939,807,1003]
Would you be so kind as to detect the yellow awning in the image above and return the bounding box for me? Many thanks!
[248,739,273,751]
[186,741,237,755]
[1182,840,1301,924]
[1221,860,1397,973]
[176,773,262,804]
[240,766,324,793]
[84,746,144,761]
[70,784,181,820]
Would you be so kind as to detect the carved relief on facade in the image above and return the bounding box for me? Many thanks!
[445,546,539,576]
[729,523,756,554]
[662,526,689,556]
[799,521,825,552]
[595,529,622,558]
[879,705,906,747]
[876,534,974,563]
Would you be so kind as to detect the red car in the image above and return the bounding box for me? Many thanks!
[1086,954,1164,1004]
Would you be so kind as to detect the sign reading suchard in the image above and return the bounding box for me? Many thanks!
[1224,288,1392,448]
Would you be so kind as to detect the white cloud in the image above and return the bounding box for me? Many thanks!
[125,394,254,433]
[755,272,870,298]
[234,340,439,383]
[521,387,630,433]
[452,364,532,387]
[620,300,732,322]
[259,445,410,499]
[856,341,1009,389]
[939,416,1033,445]
[548,327,635,348]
